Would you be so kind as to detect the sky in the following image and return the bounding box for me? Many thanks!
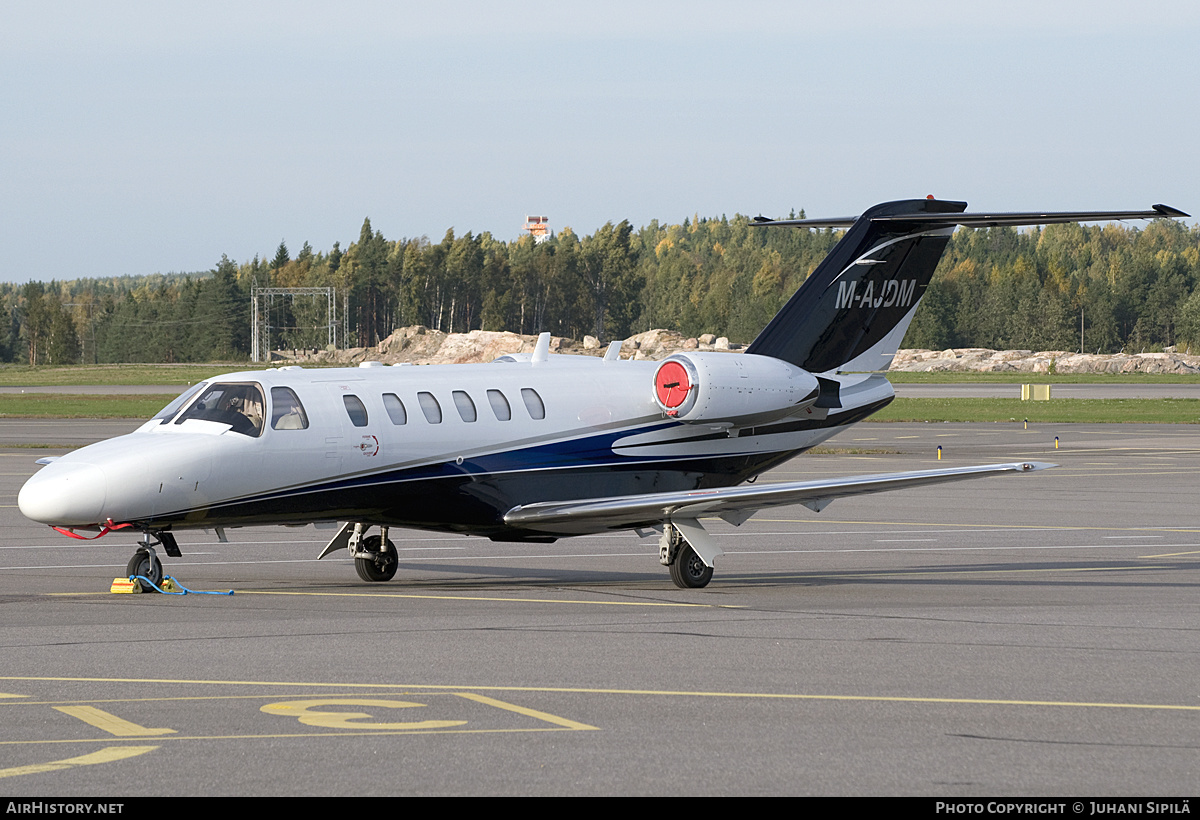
[2,1,1198,283]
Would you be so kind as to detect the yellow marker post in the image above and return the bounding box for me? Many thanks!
[936,446,942,460]
[1055,436,1059,449]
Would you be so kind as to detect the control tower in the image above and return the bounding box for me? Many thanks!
[524,215,550,243]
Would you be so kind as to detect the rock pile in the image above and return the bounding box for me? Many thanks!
[891,348,1200,375]
[270,327,741,366]
[270,327,1200,374]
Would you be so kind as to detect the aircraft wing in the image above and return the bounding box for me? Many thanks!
[503,461,1054,536]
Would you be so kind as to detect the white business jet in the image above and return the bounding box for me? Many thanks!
[18,198,1188,589]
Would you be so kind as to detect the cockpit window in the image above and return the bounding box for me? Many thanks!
[271,387,309,430]
[153,382,207,424]
[173,382,265,437]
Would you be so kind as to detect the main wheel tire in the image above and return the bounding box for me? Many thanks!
[355,535,398,582]
[126,548,163,592]
[669,543,713,589]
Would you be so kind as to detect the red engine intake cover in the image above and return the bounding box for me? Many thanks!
[654,360,692,409]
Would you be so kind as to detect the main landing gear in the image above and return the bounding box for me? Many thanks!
[317,523,399,582]
[354,531,398,582]
[125,530,180,592]
[659,523,714,589]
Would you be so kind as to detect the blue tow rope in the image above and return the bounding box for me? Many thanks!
[131,574,234,596]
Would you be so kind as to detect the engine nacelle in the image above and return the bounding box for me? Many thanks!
[652,352,820,425]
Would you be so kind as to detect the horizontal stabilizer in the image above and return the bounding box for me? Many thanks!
[745,199,1188,374]
[752,204,1188,229]
[504,461,1055,536]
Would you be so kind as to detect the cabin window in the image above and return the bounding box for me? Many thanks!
[487,389,511,421]
[417,391,442,424]
[521,388,545,420]
[153,382,207,424]
[453,390,477,422]
[383,393,407,425]
[270,387,309,430]
[342,394,368,427]
[174,383,265,437]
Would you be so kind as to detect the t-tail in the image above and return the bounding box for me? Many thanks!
[746,198,1188,374]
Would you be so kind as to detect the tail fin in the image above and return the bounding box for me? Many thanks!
[745,198,965,373]
[745,199,1186,373]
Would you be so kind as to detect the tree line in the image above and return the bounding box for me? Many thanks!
[4,212,1200,366]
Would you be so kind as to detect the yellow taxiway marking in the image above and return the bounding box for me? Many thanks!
[259,693,595,732]
[2,676,1199,714]
[455,692,598,731]
[261,697,467,730]
[54,705,176,737]
[1042,469,1200,480]
[2,728,590,748]
[0,693,28,700]
[0,746,158,779]
[715,565,1167,583]
[234,590,742,608]
[1,691,593,748]
[1141,549,1200,558]
[749,517,1200,534]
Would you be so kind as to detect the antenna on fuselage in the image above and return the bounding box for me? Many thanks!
[531,332,551,364]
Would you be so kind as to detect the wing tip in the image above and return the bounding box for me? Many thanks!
[1153,203,1190,218]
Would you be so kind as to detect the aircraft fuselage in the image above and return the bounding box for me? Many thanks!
[18,356,893,540]
[22,198,1181,588]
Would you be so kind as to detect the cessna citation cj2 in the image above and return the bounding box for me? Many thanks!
[18,198,1188,589]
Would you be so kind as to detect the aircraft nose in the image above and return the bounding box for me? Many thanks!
[18,462,108,526]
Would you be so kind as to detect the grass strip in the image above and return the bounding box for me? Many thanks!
[0,395,176,419]
[884,371,1200,384]
[0,364,260,387]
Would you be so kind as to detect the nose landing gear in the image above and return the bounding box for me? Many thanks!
[126,547,162,591]
[125,531,179,592]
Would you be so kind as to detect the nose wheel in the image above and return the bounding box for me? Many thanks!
[126,547,163,592]
[124,531,178,592]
